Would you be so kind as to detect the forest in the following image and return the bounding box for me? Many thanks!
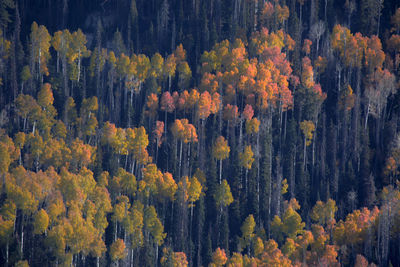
[0,0,400,266]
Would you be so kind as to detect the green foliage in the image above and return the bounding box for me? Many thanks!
[271,200,305,242]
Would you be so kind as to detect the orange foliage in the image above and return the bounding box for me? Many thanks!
[174,44,186,63]
[154,121,164,146]
[365,36,385,71]
[187,89,200,110]
[315,56,327,74]
[211,92,222,114]
[276,4,290,25]
[301,57,315,89]
[224,104,239,121]
[212,248,228,267]
[198,91,212,120]
[261,2,274,19]
[177,90,189,111]
[333,207,379,246]
[302,39,312,55]
[258,239,292,267]
[146,93,159,117]
[171,119,198,143]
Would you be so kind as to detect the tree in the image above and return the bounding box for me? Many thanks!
[144,205,166,262]
[310,21,325,55]
[91,185,112,235]
[160,93,172,113]
[69,29,90,82]
[37,83,54,108]
[33,209,49,235]
[177,61,192,90]
[198,91,212,120]
[271,200,305,241]
[80,96,99,141]
[223,104,239,138]
[160,91,175,133]
[151,53,164,79]
[242,104,254,121]
[332,207,379,248]
[310,199,337,228]
[141,163,162,197]
[241,215,256,254]
[258,239,292,266]
[300,120,315,169]
[30,22,51,78]
[15,94,40,132]
[302,39,312,55]
[301,57,315,89]
[130,126,150,170]
[0,215,14,265]
[239,145,255,170]
[157,172,177,201]
[364,68,396,129]
[0,143,12,175]
[161,247,188,267]
[188,177,202,207]
[239,145,255,193]
[212,136,230,184]
[69,138,95,170]
[214,179,234,209]
[245,118,260,135]
[210,247,228,267]
[227,252,244,266]
[154,121,164,162]
[146,93,159,119]
[109,238,127,264]
[117,168,137,197]
[360,0,384,35]
[354,254,369,267]
[163,54,176,91]
[171,119,198,176]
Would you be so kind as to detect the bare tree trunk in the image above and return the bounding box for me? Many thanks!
[377,0,382,36]
[365,100,370,129]
[62,0,68,28]
[303,137,307,170]
[77,50,81,82]
[219,159,222,184]
[179,140,183,178]
[21,220,24,256]
[6,241,8,266]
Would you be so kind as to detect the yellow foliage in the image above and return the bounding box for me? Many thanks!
[300,120,315,146]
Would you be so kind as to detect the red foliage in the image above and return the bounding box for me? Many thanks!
[161,92,175,113]
[242,104,254,120]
